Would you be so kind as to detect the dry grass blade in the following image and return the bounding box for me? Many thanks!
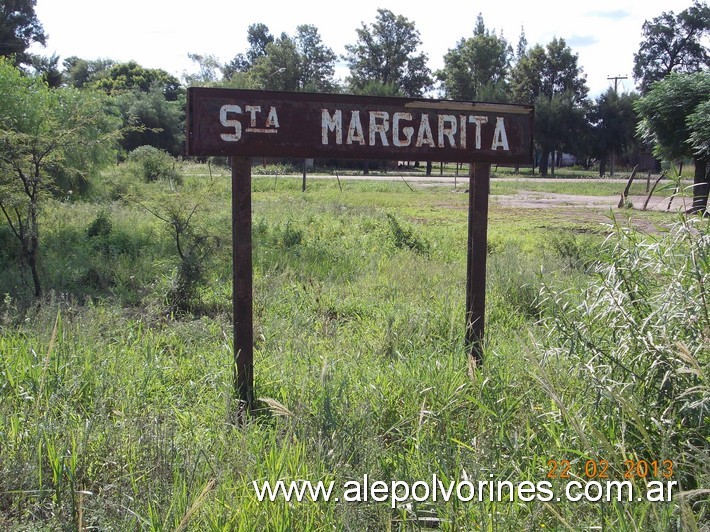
[259,397,294,418]
[675,341,703,376]
[175,478,216,532]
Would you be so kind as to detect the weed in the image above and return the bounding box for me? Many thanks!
[385,213,429,254]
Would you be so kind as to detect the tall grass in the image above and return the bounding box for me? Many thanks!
[533,214,709,528]
[0,163,706,529]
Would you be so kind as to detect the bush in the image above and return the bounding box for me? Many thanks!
[126,146,182,185]
[537,215,709,498]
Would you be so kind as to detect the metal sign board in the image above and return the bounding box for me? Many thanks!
[187,88,533,164]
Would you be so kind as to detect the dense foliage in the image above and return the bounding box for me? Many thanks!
[0,57,120,297]
[636,71,710,210]
[437,14,512,101]
[344,8,433,97]
[633,0,710,93]
[0,0,45,66]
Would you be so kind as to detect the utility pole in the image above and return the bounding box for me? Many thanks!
[606,75,628,177]
[607,75,628,94]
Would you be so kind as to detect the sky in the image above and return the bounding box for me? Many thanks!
[30,0,698,97]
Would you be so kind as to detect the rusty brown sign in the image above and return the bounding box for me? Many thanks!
[187,88,533,164]
[185,87,534,418]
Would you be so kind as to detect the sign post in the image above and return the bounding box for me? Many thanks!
[466,163,490,365]
[186,88,533,416]
[231,156,254,418]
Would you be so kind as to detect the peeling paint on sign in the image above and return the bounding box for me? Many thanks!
[187,88,533,164]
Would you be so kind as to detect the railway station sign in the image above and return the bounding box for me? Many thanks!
[187,88,533,164]
[185,88,533,419]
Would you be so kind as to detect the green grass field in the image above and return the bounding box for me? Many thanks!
[0,162,707,530]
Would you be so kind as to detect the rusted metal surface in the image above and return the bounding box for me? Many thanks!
[231,157,254,419]
[187,88,533,165]
[466,163,490,365]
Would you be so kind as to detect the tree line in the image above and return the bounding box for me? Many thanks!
[1,1,709,299]
[3,3,708,176]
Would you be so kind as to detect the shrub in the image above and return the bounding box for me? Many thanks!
[537,215,709,496]
[126,146,182,185]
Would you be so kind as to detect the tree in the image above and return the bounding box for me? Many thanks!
[0,58,120,298]
[29,52,62,87]
[510,38,588,105]
[86,60,184,155]
[0,0,46,67]
[248,33,301,91]
[509,44,547,103]
[534,92,587,176]
[62,56,115,88]
[510,38,589,175]
[222,53,250,80]
[687,99,710,160]
[589,89,640,176]
[92,61,181,101]
[246,23,274,65]
[295,24,337,92]
[515,27,528,61]
[221,24,338,92]
[436,14,512,101]
[635,71,710,212]
[117,84,185,155]
[633,1,710,94]
[344,8,432,97]
[183,53,223,86]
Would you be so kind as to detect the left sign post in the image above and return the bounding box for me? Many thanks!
[230,156,254,420]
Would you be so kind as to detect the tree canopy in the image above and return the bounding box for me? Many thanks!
[344,8,432,97]
[633,1,710,94]
[8,3,709,185]
[248,33,301,91]
[636,71,710,211]
[0,57,120,297]
[92,61,182,101]
[295,24,337,92]
[588,89,639,176]
[510,37,588,105]
[510,37,589,175]
[62,56,116,88]
[0,0,46,66]
[437,14,512,101]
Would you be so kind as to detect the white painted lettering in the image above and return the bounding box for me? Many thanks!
[321,109,342,145]
[491,117,509,150]
[468,116,488,149]
[415,114,436,147]
[317,108,514,153]
[347,111,366,145]
[369,111,389,146]
[438,114,457,148]
[265,106,279,129]
[393,112,413,147]
[459,115,468,149]
[245,105,260,127]
[220,104,242,142]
